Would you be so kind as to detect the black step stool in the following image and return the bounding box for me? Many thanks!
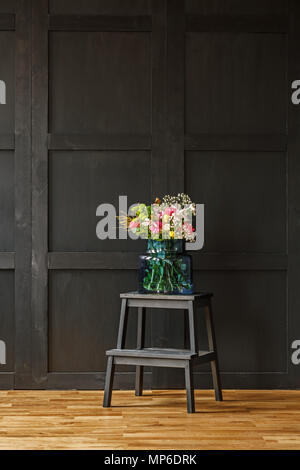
[103,291,222,413]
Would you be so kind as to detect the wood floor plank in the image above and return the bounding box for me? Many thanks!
[0,390,299,449]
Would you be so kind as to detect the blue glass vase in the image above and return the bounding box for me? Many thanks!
[138,239,194,295]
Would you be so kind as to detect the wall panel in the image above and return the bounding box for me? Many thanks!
[185,151,286,253]
[49,31,151,135]
[49,0,152,15]
[0,152,14,251]
[48,270,146,372]
[49,151,151,252]
[0,271,14,373]
[185,0,287,15]
[0,32,14,133]
[185,33,286,134]
[193,270,287,373]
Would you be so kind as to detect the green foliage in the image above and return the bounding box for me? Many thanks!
[142,255,192,294]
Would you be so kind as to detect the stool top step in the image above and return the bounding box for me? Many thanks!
[120,291,213,300]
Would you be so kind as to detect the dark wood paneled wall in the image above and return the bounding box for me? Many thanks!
[0,0,299,389]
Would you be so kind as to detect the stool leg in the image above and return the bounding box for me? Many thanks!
[103,299,128,408]
[184,361,195,413]
[117,299,128,349]
[135,307,146,396]
[103,356,115,407]
[184,310,190,349]
[205,300,223,401]
[185,301,197,413]
[188,300,198,354]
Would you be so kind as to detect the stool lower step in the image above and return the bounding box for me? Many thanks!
[107,347,214,361]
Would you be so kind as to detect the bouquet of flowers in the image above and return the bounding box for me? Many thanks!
[124,193,196,241]
[120,194,196,294]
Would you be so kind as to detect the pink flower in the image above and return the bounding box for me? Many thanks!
[183,223,194,234]
[163,207,176,217]
[129,220,140,229]
[149,222,160,234]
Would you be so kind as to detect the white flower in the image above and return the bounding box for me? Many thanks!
[142,218,150,227]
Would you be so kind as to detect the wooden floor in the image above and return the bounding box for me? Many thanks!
[0,390,299,450]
